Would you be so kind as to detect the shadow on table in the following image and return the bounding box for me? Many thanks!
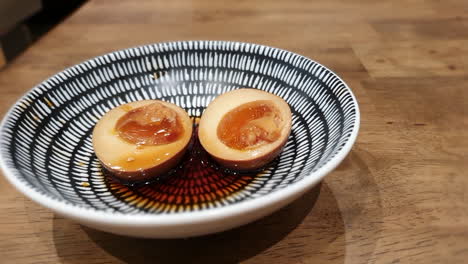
[53,182,346,263]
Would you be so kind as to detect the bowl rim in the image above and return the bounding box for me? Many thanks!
[0,40,360,227]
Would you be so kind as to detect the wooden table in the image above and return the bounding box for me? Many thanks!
[1,0,467,263]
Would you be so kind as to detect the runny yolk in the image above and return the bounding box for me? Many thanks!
[217,100,282,150]
[115,102,184,146]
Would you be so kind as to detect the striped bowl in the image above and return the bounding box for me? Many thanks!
[0,41,359,238]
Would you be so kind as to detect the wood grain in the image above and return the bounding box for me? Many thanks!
[0,44,5,69]
[0,0,467,263]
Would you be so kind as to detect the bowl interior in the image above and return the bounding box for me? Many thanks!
[0,41,357,215]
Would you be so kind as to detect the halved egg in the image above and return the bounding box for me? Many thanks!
[198,88,292,171]
[92,100,193,182]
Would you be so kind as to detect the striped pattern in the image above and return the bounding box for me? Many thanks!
[0,41,358,214]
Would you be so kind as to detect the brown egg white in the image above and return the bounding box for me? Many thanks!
[198,88,292,171]
[92,100,192,183]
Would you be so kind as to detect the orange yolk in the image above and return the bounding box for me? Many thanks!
[115,102,184,146]
[217,100,282,150]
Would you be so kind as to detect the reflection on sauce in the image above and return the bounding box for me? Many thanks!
[104,126,262,212]
[115,102,184,146]
[44,98,55,107]
[217,100,282,150]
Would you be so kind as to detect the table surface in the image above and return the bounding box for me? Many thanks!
[1,0,467,263]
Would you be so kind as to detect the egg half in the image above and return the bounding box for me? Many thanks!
[198,89,292,171]
[92,100,192,182]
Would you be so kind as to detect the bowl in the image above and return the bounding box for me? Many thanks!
[0,41,359,238]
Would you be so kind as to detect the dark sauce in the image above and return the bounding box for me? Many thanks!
[103,125,267,212]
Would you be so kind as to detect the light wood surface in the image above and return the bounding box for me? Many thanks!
[1,0,467,263]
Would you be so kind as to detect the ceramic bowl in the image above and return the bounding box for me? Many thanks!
[0,41,359,238]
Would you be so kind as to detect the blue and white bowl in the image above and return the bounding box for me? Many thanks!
[0,41,359,238]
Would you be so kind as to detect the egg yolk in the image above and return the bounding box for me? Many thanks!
[217,100,282,150]
[115,102,184,146]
